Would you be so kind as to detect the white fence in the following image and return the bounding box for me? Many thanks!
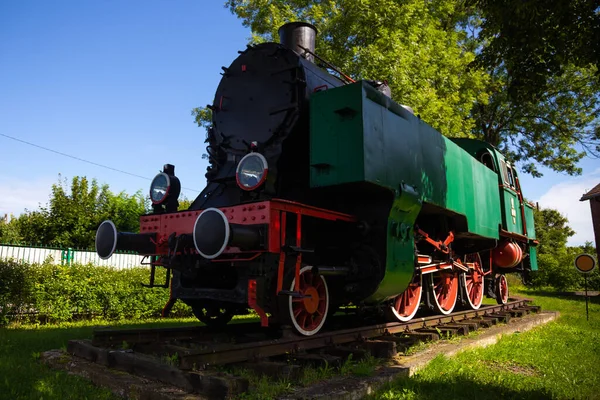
[0,244,145,269]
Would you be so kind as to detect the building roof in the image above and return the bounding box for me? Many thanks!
[580,182,600,201]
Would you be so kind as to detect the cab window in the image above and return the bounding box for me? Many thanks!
[506,166,515,188]
[500,160,510,185]
[478,150,496,172]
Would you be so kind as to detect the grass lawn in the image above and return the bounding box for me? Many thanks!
[371,287,600,400]
[0,317,213,400]
[1,287,598,400]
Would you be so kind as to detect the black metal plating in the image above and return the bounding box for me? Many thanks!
[172,269,247,304]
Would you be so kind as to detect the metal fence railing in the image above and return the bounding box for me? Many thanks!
[0,244,144,269]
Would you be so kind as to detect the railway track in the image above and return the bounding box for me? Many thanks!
[60,298,542,399]
[85,298,536,368]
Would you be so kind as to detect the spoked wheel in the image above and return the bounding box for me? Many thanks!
[191,304,234,328]
[430,270,459,314]
[495,274,509,304]
[385,274,422,322]
[287,265,329,336]
[462,253,484,310]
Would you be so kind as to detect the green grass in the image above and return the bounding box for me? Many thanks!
[0,311,379,400]
[371,287,600,400]
[2,287,599,400]
[230,353,380,400]
[0,315,256,400]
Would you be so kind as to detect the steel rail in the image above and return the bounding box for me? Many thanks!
[92,322,267,347]
[92,298,535,368]
[176,298,534,369]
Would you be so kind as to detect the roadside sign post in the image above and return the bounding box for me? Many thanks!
[574,254,597,321]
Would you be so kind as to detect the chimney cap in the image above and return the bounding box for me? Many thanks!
[278,21,318,63]
[278,21,318,35]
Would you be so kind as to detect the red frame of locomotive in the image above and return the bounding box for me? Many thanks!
[140,199,356,327]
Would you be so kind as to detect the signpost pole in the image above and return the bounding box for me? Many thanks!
[584,274,589,321]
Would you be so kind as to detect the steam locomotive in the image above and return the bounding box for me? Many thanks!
[95,22,538,336]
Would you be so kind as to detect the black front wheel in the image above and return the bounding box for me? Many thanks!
[191,302,234,328]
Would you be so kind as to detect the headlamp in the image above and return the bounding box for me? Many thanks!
[236,153,268,191]
[150,172,170,204]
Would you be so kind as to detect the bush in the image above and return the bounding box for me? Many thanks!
[0,259,192,325]
[530,250,600,292]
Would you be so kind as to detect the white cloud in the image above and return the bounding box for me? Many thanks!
[537,168,600,246]
[0,177,54,218]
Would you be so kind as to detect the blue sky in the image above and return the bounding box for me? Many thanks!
[1,1,248,203]
[0,1,597,245]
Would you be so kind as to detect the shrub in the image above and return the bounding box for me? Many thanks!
[530,249,600,292]
[0,259,192,325]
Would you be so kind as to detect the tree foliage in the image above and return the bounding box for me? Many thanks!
[533,208,575,255]
[225,0,490,138]
[217,0,600,177]
[177,196,193,211]
[0,176,149,249]
[472,65,600,177]
[0,217,21,244]
[468,0,600,102]
[531,207,599,291]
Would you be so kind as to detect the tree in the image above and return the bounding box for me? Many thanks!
[0,176,149,249]
[467,0,600,102]
[224,0,489,139]
[0,215,22,244]
[533,208,575,255]
[463,1,600,176]
[471,65,600,177]
[177,196,192,211]
[219,0,599,177]
[530,207,582,290]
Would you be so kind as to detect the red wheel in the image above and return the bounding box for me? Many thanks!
[385,274,422,322]
[430,270,459,314]
[462,253,484,310]
[495,274,509,304]
[288,266,329,336]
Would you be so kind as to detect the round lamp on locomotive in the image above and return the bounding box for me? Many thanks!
[150,164,180,213]
[236,152,268,191]
[150,173,171,204]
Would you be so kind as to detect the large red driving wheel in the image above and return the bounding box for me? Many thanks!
[462,253,484,310]
[288,266,329,336]
[385,274,422,322]
[495,274,509,304]
[430,270,459,315]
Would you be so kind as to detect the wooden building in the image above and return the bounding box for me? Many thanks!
[580,182,600,260]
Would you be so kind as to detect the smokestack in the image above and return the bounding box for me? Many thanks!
[278,22,317,62]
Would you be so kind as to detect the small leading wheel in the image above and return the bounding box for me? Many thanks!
[287,265,329,336]
[191,304,234,328]
[385,274,422,322]
[430,270,459,315]
[462,253,484,310]
[495,274,509,304]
